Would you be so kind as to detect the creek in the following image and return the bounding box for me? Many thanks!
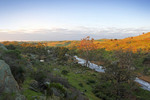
[74,56,150,91]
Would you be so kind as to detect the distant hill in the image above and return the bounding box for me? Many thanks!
[95,32,150,52]
[47,32,150,52]
[1,32,150,52]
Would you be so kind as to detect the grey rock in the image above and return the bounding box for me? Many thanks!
[53,68,59,71]
[29,80,39,92]
[51,87,64,97]
[0,60,26,100]
[0,60,19,93]
[15,94,26,100]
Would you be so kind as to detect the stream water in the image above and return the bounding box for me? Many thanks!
[74,56,150,91]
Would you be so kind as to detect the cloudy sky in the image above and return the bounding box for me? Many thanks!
[0,0,150,41]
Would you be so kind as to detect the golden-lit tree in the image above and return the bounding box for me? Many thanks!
[78,36,97,67]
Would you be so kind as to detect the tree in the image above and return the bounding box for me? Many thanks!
[78,36,97,67]
[93,50,137,100]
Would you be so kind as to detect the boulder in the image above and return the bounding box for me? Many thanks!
[0,60,26,100]
[0,60,19,93]
[29,80,39,92]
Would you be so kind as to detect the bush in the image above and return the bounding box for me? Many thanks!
[31,70,47,84]
[47,73,70,88]
[6,44,16,50]
[3,50,21,59]
[78,83,83,87]
[93,82,116,100]
[48,83,66,94]
[12,65,25,84]
[1,49,26,85]
[0,93,16,100]
[88,80,96,84]
[61,70,69,75]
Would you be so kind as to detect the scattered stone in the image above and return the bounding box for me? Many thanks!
[40,60,44,62]
[75,71,81,74]
[29,80,39,92]
[51,87,64,97]
[53,68,59,71]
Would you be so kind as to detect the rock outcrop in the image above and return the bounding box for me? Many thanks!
[0,60,19,93]
[0,60,25,100]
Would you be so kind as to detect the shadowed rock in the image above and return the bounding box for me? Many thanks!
[0,60,19,93]
[0,60,26,100]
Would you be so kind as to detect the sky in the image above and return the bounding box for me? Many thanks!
[0,0,150,41]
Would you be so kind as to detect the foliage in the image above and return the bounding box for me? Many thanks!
[77,36,97,67]
[6,44,16,50]
[32,70,47,84]
[0,92,16,100]
[1,40,150,100]
[61,70,69,75]
[2,49,26,85]
[46,83,66,98]
[134,88,150,100]
[3,49,21,59]
[86,79,96,85]
[78,83,83,87]
[93,50,138,100]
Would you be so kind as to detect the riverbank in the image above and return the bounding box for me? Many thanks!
[91,60,150,84]
[74,56,150,91]
[138,73,150,83]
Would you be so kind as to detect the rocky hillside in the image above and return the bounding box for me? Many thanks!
[0,44,25,100]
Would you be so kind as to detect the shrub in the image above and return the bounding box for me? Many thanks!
[78,83,83,87]
[12,65,25,84]
[0,93,16,100]
[32,70,47,84]
[61,70,69,75]
[47,73,70,88]
[86,80,96,85]
[6,44,16,50]
[3,50,21,59]
[1,49,26,85]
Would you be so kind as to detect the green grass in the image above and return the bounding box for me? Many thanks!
[56,44,63,47]
[56,41,71,47]
[22,63,101,100]
[96,39,104,41]
[22,77,43,100]
[134,88,150,100]
[51,64,101,100]
[66,72,100,100]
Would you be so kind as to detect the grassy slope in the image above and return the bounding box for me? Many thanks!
[46,32,150,52]
[22,77,43,100]
[95,32,150,52]
[50,64,101,100]
[22,62,101,100]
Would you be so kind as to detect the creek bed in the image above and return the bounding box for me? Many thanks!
[74,56,150,91]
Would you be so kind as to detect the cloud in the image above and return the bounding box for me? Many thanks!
[0,27,149,41]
